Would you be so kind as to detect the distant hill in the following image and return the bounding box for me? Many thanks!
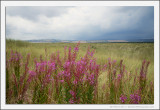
[26,39,61,43]
[25,38,154,43]
[126,39,154,43]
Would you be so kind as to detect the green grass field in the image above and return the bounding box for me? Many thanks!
[6,39,154,104]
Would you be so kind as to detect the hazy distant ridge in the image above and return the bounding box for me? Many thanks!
[26,39,154,43]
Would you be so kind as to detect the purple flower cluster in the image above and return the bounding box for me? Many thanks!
[74,47,79,52]
[48,61,56,71]
[7,43,152,104]
[119,94,127,103]
[117,74,122,80]
[130,93,141,104]
[29,70,36,76]
[69,90,76,104]
[35,61,56,73]
[69,90,75,96]
[69,99,75,104]
[36,61,47,72]
[9,51,22,64]
[88,73,95,85]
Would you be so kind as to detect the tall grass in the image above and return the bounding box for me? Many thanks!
[6,39,154,104]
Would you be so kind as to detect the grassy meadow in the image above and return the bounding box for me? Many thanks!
[6,39,154,104]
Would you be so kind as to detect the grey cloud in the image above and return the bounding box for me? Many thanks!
[6,6,154,40]
[6,6,72,21]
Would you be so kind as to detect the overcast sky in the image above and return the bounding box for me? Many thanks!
[6,6,154,40]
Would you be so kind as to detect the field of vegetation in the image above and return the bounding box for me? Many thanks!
[6,39,154,104]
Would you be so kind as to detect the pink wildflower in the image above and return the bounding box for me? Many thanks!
[60,80,64,83]
[130,93,141,104]
[73,79,78,85]
[74,47,79,52]
[120,94,127,103]
[28,70,36,76]
[69,99,74,104]
[69,90,75,97]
